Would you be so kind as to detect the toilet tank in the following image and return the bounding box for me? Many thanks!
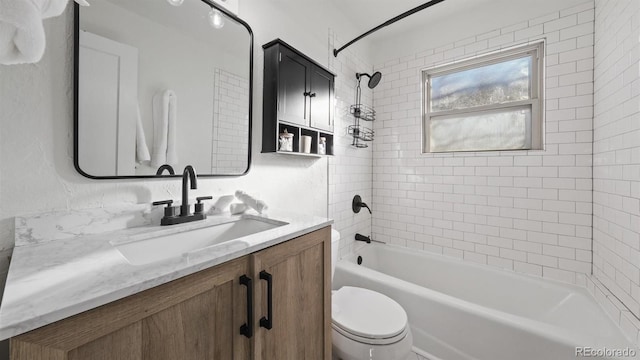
[331,229,340,280]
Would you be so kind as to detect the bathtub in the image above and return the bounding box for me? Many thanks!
[333,243,638,360]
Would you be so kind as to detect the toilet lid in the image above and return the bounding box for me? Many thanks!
[332,286,408,339]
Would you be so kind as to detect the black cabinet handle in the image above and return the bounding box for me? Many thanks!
[303,91,311,97]
[240,275,253,338]
[309,92,316,98]
[259,270,273,330]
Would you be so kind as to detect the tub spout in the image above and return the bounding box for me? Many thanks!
[355,233,386,244]
[355,234,371,243]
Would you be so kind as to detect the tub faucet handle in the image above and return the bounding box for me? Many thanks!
[352,195,372,214]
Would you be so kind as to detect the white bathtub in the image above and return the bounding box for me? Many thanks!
[333,243,638,360]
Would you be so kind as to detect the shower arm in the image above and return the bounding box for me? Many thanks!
[333,0,448,57]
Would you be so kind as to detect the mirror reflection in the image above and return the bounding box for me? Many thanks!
[76,0,251,177]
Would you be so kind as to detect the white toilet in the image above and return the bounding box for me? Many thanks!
[331,229,414,360]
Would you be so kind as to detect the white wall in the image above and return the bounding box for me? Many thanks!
[0,0,371,300]
[371,1,595,285]
[593,0,640,330]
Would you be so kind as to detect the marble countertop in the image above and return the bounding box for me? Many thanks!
[0,207,332,340]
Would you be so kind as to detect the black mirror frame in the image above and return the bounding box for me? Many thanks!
[73,0,254,179]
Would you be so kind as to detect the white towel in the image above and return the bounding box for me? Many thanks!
[0,0,89,65]
[151,90,178,167]
[235,190,268,214]
[208,195,235,215]
[229,203,247,215]
[135,103,150,164]
[165,92,178,166]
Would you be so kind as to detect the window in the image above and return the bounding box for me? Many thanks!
[422,42,544,153]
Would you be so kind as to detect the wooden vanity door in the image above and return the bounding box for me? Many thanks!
[139,259,252,360]
[251,227,331,360]
[11,256,252,360]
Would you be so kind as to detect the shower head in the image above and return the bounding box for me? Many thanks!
[356,71,382,89]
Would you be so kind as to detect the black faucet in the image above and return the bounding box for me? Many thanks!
[181,165,197,217]
[152,165,212,226]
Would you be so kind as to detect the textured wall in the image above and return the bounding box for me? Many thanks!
[372,2,595,285]
[593,0,640,321]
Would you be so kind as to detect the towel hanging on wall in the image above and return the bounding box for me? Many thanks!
[151,90,178,167]
[135,103,151,164]
[0,0,89,65]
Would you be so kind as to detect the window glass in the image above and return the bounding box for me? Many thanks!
[430,56,532,113]
[429,107,531,152]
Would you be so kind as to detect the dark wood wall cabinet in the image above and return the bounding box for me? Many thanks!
[262,39,335,157]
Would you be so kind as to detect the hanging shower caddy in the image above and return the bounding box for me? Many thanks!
[349,72,381,148]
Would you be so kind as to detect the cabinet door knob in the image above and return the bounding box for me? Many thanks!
[303,91,311,97]
[239,275,253,338]
[309,92,316,98]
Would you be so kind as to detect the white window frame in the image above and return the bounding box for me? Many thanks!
[422,41,545,153]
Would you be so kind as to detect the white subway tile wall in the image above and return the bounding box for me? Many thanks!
[211,69,250,174]
[329,30,373,258]
[587,276,640,345]
[372,2,595,285]
[592,0,640,338]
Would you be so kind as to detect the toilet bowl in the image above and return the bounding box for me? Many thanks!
[331,229,413,360]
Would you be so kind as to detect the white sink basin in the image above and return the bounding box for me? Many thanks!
[113,217,287,266]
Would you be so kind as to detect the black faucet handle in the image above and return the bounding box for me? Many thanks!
[153,200,177,218]
[361,202,372,214]
[195,196,213,214]
[196,196,213,204]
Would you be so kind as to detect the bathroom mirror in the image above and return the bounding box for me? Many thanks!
[74,0,252,178]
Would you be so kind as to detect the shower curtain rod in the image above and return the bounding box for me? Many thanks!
[333,0,447,57]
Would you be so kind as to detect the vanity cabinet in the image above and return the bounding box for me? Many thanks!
[252,226,331,359]
[262,39,335,156]
[11,256,252,360]
[10,227,331,360]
